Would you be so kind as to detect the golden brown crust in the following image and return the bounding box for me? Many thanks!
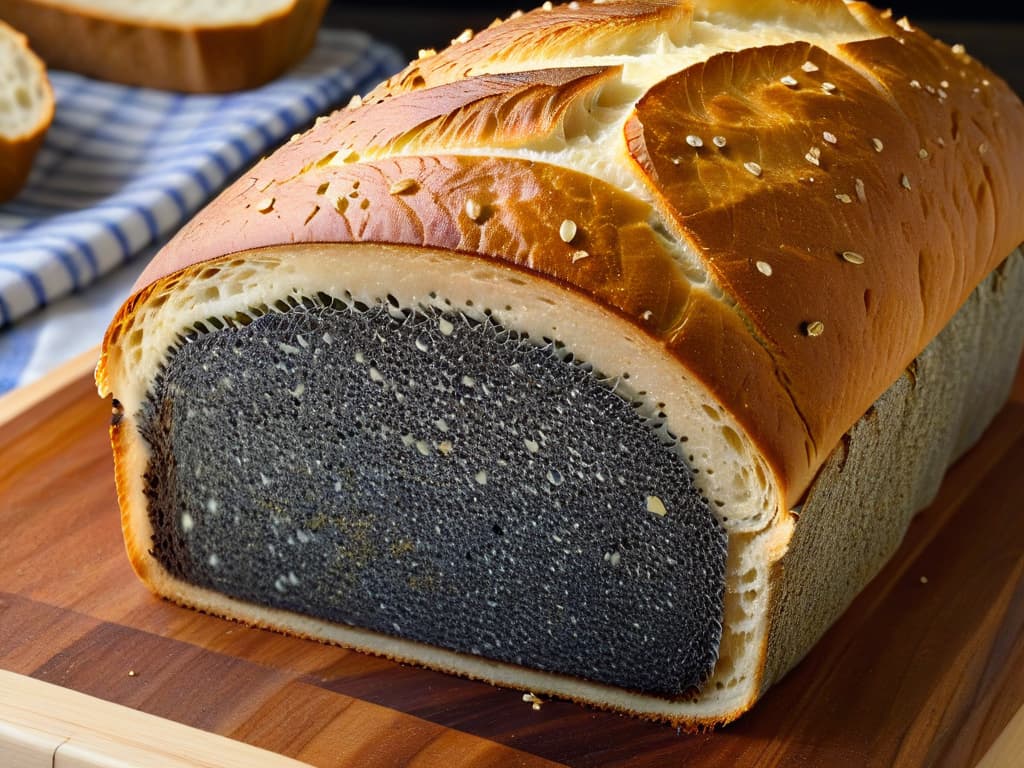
[131,153,694,329]
[109,418,149,582]
[365,0,690,100]
[0,0,328,92]
[0,20,53,203]
[623,29,1024,502]
[0,129,45,203]
[336,66,620,157]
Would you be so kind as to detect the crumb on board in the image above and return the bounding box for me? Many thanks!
[523,692,544,710]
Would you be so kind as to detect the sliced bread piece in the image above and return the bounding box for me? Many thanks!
[0,0,329,92]
[0,20,53,203]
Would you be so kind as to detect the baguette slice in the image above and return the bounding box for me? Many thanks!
[96,0,1024,727]
[0,20,53,203]
[0,0,329,92]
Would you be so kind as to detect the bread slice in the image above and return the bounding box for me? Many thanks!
[0,0,329,92]
[0,20,53,203]
[96,0,1024,727]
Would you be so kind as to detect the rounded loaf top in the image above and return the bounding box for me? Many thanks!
[102,0,1024,507]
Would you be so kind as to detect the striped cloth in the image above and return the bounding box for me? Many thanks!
[0,28,403,394]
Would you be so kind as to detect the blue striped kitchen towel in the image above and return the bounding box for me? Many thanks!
[0,28,403,329]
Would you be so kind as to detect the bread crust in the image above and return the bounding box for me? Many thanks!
[0,0,328,92]
[625,30,1024,504]
[0,20,53,202]
[365,0,691,100]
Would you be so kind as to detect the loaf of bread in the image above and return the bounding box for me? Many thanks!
[0,19,52,202]
[0,0,328,92]
[96,0,1024,727]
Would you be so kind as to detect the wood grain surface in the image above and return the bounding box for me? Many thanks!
[0,356,1022,767]
[0,670,312,767]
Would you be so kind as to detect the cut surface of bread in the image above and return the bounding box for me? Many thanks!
[0,0,329,92]
[97,0,1024,727]
[101,244,1024,726]
[0,20,53,202]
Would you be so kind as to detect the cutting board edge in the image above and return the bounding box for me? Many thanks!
[0,670,312,768]
[0,346,101,430]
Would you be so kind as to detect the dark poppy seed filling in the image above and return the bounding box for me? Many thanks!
[140,298,728,695]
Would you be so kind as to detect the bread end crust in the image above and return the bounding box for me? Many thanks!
[0,20,54,203]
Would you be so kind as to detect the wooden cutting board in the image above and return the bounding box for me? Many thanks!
[1,351,1022,768]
